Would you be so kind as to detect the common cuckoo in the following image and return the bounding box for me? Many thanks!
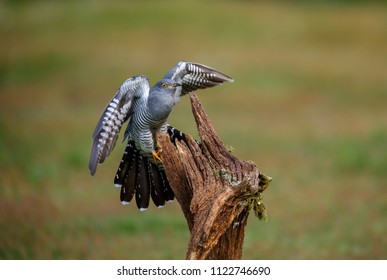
[89,61,233,210]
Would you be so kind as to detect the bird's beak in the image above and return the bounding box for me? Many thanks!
[169,83,181,89]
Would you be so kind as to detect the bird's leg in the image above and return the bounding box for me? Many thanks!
[152,149,163,164]
[152,132,170,164]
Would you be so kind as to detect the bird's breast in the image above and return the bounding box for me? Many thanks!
[147,96,174,121]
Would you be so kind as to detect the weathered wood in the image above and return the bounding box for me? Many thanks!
[159,93,271,260]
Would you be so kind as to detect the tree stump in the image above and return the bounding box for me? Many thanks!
[159,93,271,260]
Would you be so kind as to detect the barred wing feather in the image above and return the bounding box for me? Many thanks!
[89,75,150,175]
[164,61,234,95]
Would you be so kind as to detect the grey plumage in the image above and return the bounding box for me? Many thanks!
[89,61,233,210]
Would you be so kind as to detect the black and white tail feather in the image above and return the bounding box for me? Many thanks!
[89,61,233,211]
[114,127,187,210]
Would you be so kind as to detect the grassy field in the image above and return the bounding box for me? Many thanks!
[1,0,386,259]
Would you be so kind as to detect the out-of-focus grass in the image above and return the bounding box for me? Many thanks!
[1,0,386,259]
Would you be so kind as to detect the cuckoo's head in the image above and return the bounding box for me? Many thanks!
[148,79,181,119]
[153,79,181,95]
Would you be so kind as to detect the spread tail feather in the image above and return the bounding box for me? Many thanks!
[147,160,165,207]
[135,155,150,210]
[114,128,188,210]
[114,140,176,210]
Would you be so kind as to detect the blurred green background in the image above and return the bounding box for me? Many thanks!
[1,0,386,259]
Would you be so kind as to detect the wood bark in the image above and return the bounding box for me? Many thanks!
[159,93,271,260]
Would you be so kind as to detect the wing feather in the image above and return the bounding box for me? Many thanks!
[89,75,149,175]
[163,61,234,95]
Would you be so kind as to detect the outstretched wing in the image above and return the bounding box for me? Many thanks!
[163,61,234,95]
[89,75,150,176]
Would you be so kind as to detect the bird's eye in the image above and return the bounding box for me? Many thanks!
[161,83,167,88]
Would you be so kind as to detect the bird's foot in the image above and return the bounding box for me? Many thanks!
[152,149,163,164]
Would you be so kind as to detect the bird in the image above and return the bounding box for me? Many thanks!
[89,61,233,211]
